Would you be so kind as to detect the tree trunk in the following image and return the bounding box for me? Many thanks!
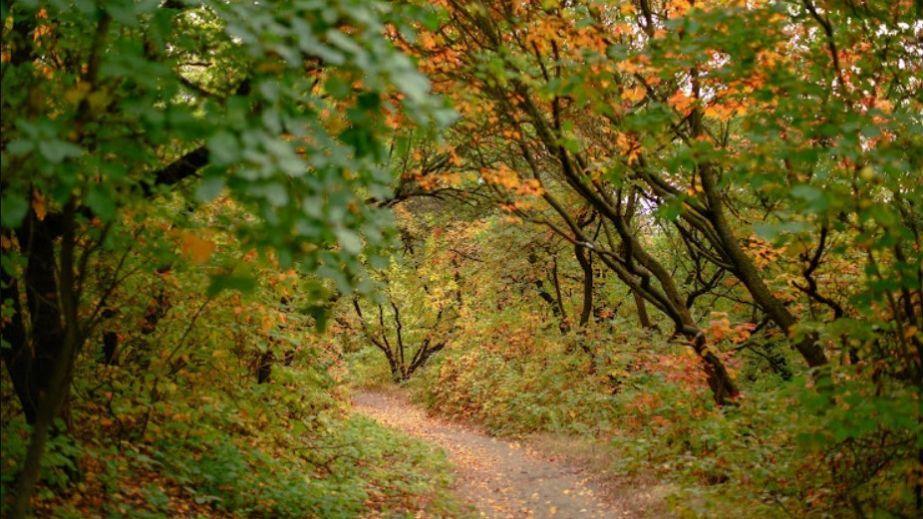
[11,201,82,519]
[102,331,119,365]
[0,251,34,422]
[697,163,828,368]
[5,210,68,424]
[257,350,274,383]
[694,335,739,405]
[391,361,404,383]
[550,257,569,331]
[633,290,654,330]
[591,250,740,405]
[575,243,594,327]
[10,335,79,519]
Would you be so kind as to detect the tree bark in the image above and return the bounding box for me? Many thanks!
[11,200,82,519]
[575,243,593,327]
[550,257,569,332]
[0,242,34,422]
[257,350,274,383]
[698,163,828,367]
[4,210,68,424]
[633,290,654,330]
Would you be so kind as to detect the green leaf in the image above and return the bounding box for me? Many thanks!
[6,139,33,156]
[207,274,257,296]
[262,183,289,206]
[655,197,683,222]
[324,76,351,100]
[790,185,827,212]
[196,175,226,202]
[0,193,29,227]
[207,132,241,166]
[753,220,810,240]
[335,228,363,254]
[38,140,82,164]
[86,187,116,221]
[393,68,430,103]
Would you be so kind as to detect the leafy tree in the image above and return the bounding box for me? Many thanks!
[0,0,447,514]
[396,0,921,405]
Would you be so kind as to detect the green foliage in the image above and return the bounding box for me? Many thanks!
[148,415,459,518]
[2,1,921,517]
[0,202,461,516]
[346,346,394,390]
[0,420,81,502]
[1,0,451,298]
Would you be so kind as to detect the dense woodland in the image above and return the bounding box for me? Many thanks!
[1,0,921,517]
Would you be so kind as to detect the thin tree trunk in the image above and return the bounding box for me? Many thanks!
[10,339,78,519]
[12,210,68,423]
[691,331,739,405]
[0,248,34,422]
[257,350,273,383]
[550,257,569,332]
[633,290,654,330]
[575,243,593,327]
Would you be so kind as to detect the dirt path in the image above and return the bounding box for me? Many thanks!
[352,391,631,518]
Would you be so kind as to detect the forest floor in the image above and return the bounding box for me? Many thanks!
[352,390,665,518]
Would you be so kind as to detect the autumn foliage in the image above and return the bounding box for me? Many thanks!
[2,0,922,517]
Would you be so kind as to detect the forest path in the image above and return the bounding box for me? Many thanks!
[352,390,632,519]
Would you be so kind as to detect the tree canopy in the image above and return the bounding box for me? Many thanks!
[2,0,921,517]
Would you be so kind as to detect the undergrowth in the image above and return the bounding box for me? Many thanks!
[351,312,921,518]
[1,239,461,517]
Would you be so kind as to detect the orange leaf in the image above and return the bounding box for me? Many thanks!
[621,85,646,103]
[32,191,47,221]
[668,90,695,115]
[180,232,215,264]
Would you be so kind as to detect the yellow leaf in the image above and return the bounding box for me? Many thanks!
[88,90,110,113]
[904,326,918,340]
[261,314,275,333]
[704,103,730,121]
[615,131,640,164]
[64,81,91,105]
[621,85,646,103]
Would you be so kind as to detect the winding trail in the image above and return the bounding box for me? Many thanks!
[352,391,631,518]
